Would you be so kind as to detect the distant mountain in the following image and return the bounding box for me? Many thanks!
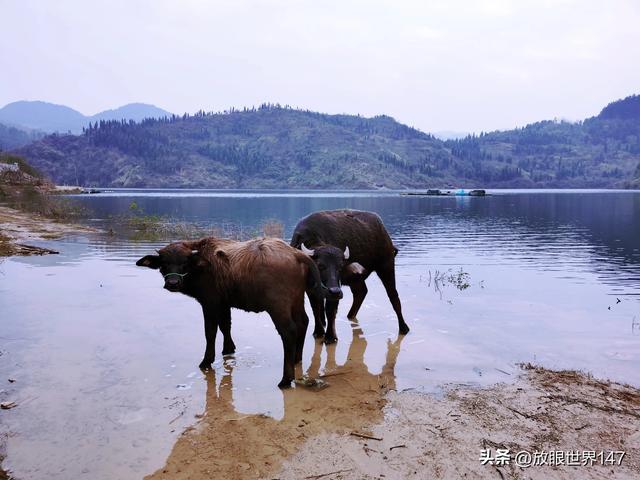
[0,123,46,150]
[0,101,87,133]
[90,103,173,123]
[12,96,640,189]
[0,101,173,134]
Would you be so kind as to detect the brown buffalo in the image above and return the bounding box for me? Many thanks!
[291,209,409,343]
[136,237,322,388]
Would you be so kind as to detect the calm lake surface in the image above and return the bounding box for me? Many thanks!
[1,189,640,479]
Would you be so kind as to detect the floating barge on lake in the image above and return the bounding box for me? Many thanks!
[401,189,488,197]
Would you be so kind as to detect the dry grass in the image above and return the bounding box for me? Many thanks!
[109,205,286,243]
[261,218,284,238]
[0,185,86,221]
[0,232,13,257]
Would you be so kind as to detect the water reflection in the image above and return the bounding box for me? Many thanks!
[306,320,403,388]
[146,323,403,480]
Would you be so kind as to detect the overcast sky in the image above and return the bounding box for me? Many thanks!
[1,0,639,133]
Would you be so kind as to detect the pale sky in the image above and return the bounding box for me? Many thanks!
[1,0,639,133]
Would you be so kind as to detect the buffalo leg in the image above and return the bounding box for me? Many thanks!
[377,263,410,334]
[274,317,297,388]
[347,281,368,319]
[294,307,309,364]
[199,305,219,369]
[218,307,236,355]
[308,290,326,338]
[324,299,340,344]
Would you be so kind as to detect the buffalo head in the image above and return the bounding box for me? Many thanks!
[136,242,206,292]
[301,242,351,300]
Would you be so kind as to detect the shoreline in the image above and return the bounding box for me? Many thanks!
[0,204,95,257]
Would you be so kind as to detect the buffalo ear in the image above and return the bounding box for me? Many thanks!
[345,261,366,276]
[341,262,367,285]
[136,255,161,269]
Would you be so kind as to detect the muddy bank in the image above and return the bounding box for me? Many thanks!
[0,204,94,256]
[148,339,640,480]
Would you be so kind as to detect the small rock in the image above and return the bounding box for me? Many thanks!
[1,401,17,410]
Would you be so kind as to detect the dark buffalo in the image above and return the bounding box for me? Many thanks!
[136,237,322,388]
[290,209,409,343]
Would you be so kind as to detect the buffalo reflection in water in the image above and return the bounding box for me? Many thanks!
[148,321,405,480]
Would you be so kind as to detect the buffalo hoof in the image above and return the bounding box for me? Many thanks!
[324,335,338,345]
[222,345,236,355]
[278,379,293,389]
[313,329,325,339]
[399,323,410,335]
[199,360,213,370]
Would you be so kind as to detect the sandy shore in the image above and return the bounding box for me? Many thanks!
[0,204,95,256]
[278,366,640,479]
[145,330,639,480]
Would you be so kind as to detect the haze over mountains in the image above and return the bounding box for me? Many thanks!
[5,95,640,189]
[0,123,45,150]
[0,101,172,135]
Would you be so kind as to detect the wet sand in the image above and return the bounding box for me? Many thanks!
[146,327,640,480]
[0,444,7,480]
[0,204,94,256]
[278,366,640,479]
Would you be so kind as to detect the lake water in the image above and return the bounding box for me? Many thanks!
[1,189,640,479]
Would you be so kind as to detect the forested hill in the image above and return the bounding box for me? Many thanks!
[13,96,640,189]
[14,106,453,188]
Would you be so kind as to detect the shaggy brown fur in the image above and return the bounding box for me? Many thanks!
[137,237,322,388]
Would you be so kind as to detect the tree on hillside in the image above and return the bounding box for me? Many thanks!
[599,94,640,120]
